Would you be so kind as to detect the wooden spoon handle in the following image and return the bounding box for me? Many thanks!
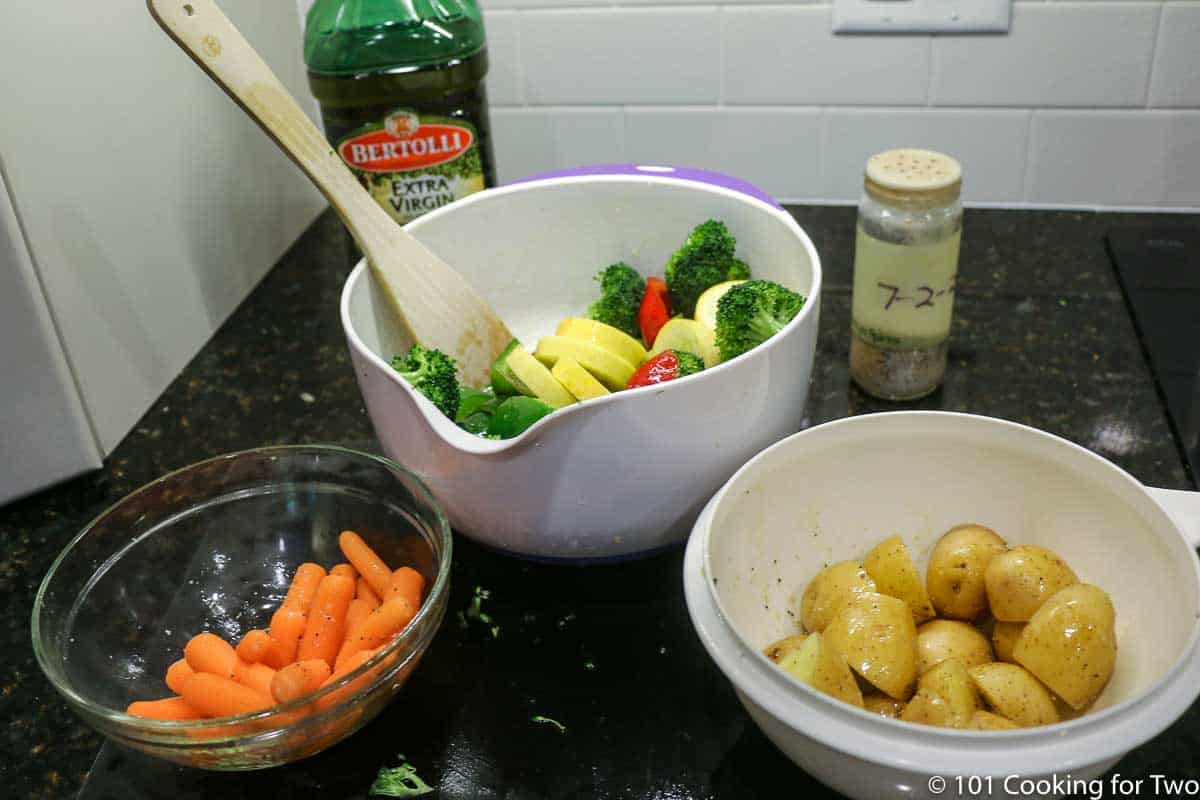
[147,0,512,386]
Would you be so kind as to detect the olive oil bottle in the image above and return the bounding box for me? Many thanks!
[304,0,496,226]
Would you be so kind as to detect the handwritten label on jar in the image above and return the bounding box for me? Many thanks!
[851,224,962,348]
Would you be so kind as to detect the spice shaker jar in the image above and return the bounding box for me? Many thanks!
[849,148,963,400]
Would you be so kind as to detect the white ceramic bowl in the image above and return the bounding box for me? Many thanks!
[684,411,1200,800]
[342,167,822,561]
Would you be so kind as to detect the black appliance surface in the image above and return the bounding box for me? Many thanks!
[1108,225,1200,482]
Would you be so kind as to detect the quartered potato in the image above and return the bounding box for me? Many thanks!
[1013,583,1117,710]
[926,525,1008,621]
[770,527,1114,732]
[991,621,1025,663]
[900,659,980,728]
[824,592,919,701]
[969,662,1059,728]
[763,634,808,663]
[985,545,1078,622]
[864,535,936,624]
[777,632,865,708]
[862,692,906,719]
[916,620,993,675]
[799,561,878,633]
[968,710,1020,730]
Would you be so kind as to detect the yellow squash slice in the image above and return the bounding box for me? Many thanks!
[551,357,610,402]
[534,336,637,390]
[556,318,647,368]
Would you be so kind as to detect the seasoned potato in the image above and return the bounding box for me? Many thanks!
[763,634,808,663]
[916,620,993,675]
[1013,584,1116,710]
[985,545,1078,622]
[864,535,936,623]
[926,525,1008,620]
[824,592,919,701]
[777,636,820,682]
[777,632,865,708]
[991,622,1025,663]
[968,710,1020,730]
[862,692,906,719]
[799,560,877,633]
[1054,694,1087,722]
[968,663,1059,727]
[900,659,980,728]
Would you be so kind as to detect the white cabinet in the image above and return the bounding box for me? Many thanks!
[0,162,102,504]
[0,0,327,503]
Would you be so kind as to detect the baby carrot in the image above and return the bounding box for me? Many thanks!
[233,660,277,696]
[337,596,416,663]
[297,573,356,667]
[314,648,380,711]
[335,596,379,667]
[181,672,275,719]
[338,531,392,597]
[384,567,425,609]
[331,563,357,581]
[270,658,332,704]
[184,632,237,679]
[165,658,195,695]
[127,696,205,721]
[236,629,274,664]
[356,577,379,605]
[282,562,327,613]
[263,605,307,668]
[346,595,380,632]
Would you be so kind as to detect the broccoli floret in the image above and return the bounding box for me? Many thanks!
[369,759,433,797]
[663,220,748,317]
[714,280,805,362]
[587,262,643,339]
[390,345,461,420]
[672,350,705,377]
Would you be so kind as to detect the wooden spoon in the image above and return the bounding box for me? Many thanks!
[147,0,512,387]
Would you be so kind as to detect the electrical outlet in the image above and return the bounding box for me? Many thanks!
[833,0,1010,34]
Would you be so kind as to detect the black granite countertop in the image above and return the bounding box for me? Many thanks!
[2,206,1196,799]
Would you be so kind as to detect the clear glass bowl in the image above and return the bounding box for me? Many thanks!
[31,445,451,770]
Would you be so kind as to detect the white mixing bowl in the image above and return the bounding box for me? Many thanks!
[342,167,822,561]
[685,411,1200,799]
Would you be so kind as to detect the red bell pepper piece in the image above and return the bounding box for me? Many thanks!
[637,277,671,348]
[626,350,681,389]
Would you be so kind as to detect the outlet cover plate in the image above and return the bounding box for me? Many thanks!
[833,0,1010,34]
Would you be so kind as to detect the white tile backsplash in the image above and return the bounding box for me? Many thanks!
[292,0,1200,208]
[484,12,522,105]
[491,107,625,183]
[624,108,823,199]
[1149,3,1200,108]
[520,8,721,104]
[931,2,1159,107]
[821,109,1031,203]
[481,0,611,8]
[1026,110,1200,206]
[723,6,930,105]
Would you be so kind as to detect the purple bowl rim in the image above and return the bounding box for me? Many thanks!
[507,163,784,209]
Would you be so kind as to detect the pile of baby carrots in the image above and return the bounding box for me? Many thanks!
[126,531,424,722]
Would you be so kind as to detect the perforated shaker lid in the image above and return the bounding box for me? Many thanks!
[864,148,962,207]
